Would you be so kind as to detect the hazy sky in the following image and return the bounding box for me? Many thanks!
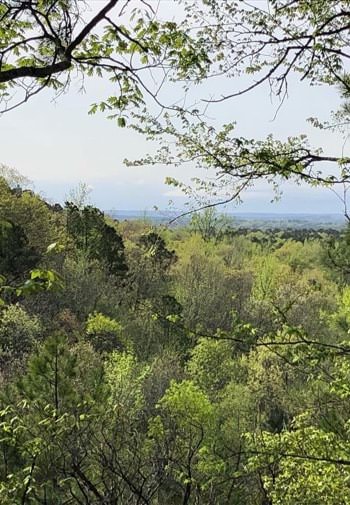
[0,1,347,213]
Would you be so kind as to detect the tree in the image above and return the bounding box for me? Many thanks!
[86,311,125,353]
[2,1,350,210]
[128,0,350,212]
[189,208,232,243]
[187,0,350,100]
[50,255,122,320]
[66,202,127,275]
[0,336,108,504]
[5,3,350,502]
[0,177,55,258]
[138,231,177,270]
[244,354,350,505]
[0,219,39,280]
[0,304,41,377]
[187,337,236,397]
[66,181,93,210]
[149,380,216,505]
[0,0,209,116]
[172,235,237,332]
[0,164,31,189]
[324,225,350,283]
[2,1,350,192]
[0,176,64,304]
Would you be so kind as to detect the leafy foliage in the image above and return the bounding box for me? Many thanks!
[3,1,350,503]
[66,202,127,276]
[0,0,210,117]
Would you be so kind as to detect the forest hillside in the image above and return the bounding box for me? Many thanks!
[1,178,350,504]
[2,0,350,503]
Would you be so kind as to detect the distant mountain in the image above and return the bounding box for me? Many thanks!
[106,210,346,230]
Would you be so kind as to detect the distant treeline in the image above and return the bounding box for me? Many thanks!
[107,210,346,231]
[225,227,341,243]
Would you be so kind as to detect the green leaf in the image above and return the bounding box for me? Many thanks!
[118,117,126,127]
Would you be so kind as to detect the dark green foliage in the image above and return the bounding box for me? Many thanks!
[66,202,127,275]
[325,224,350,282]
[138,231,177,268]
[0,336,106,504]
[0,219,39,279]
[0,304,41,377]
[86,312,125,353]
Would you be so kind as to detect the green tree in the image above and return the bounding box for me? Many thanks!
[66,203,127,276]
[0,304,41,377]
[51,255,121,320]
[0,177,55,260]
[0,335,106,504]
[0,0,209,117]
[190,207,232,243]
[187,338,236,397]
[86,311,126,353]
[138,231,177,269]
[130,0,350,211]
[173,235,236,332]
[0,220,39,280]
[324,224,350,283]
[149,380,216,505]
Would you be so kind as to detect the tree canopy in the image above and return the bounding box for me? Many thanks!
[128,0,350,212]
[1,167,350,503]
[0,0,209,116]
[2,3,350,503]
[2,1,350,211]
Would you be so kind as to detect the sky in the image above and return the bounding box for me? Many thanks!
[0,1,348,214]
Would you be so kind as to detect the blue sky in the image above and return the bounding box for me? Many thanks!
[0,3,347,214]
